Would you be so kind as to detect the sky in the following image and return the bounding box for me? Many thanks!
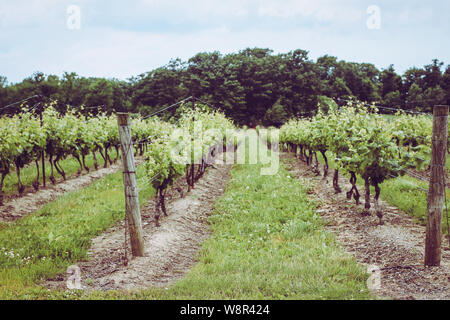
[0,0,449,84]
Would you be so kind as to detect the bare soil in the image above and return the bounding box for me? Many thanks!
[44,158,231,292]
[0,160,139,223]
[283,152,450,300]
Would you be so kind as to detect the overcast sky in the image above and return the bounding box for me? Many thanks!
[1,0,449,83]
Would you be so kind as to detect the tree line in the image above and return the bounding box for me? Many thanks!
[1,48,449,126]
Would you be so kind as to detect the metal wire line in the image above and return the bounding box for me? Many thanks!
[336,98,433,116]
[375,105,433,116]
[83,105,106,110]
[140,95,219,121]
[191,96,223,111]
[0,95,41,111]
[141,96,193,120]
[387,173,429,192]
[395,167,450,244]
[137,172,162,190]
[332,100,440,142]
[405,170,430,183]
[403,98,450,104]
[127,97,223,188]
[125,96,196,158]
[25,101,43,113]
[131,97,218,148]
[387,162,450,193]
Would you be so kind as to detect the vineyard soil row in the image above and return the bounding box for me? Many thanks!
[45,155,232,291]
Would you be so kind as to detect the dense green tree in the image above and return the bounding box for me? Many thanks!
[383,90,402,108]
[132,59,187,118]
[423,59,444,89]
[403,67,425,90]
[0,76,8,110]
[263,98,289,126]
[421,86,446,112]
[406,83,423,111]
[278,49,320,117]
[84,79,114,114]
[316,56,379,103]
[441,65,450,105]
[380,65,402,102]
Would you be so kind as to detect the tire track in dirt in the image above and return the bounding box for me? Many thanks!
[0,159,142,223]
[44,158,232,292]
[282,152,450,300]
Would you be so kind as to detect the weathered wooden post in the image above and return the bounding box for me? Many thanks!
[38,101,46,187]
[117,112,145,257]
[424,105,448,266]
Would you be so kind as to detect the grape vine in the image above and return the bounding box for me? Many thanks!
[280,101,432,224]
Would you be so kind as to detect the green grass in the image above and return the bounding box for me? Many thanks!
[136,164,370,299]
[314,151,450,234]
[0,164,154,298]
[423,152,450,175]
[379,175,430,224]
[2,150,118,196]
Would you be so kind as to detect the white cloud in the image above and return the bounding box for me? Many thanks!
[395,5,434,25]
[256,0,362,22]
[137,0,250,20]
[0,0,64,27]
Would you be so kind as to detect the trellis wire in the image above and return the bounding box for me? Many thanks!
[0,95,41,112]
[137,172,162,190]
[336,98,433,116]
[142,96,193,120]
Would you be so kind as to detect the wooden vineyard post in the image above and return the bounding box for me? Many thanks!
[424,105,449,266]
[117,113,145,257]
[39,102,46,187]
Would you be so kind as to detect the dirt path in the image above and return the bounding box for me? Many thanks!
[0,160,140,223]
[282,153,450,300]
[44,158,231,292]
